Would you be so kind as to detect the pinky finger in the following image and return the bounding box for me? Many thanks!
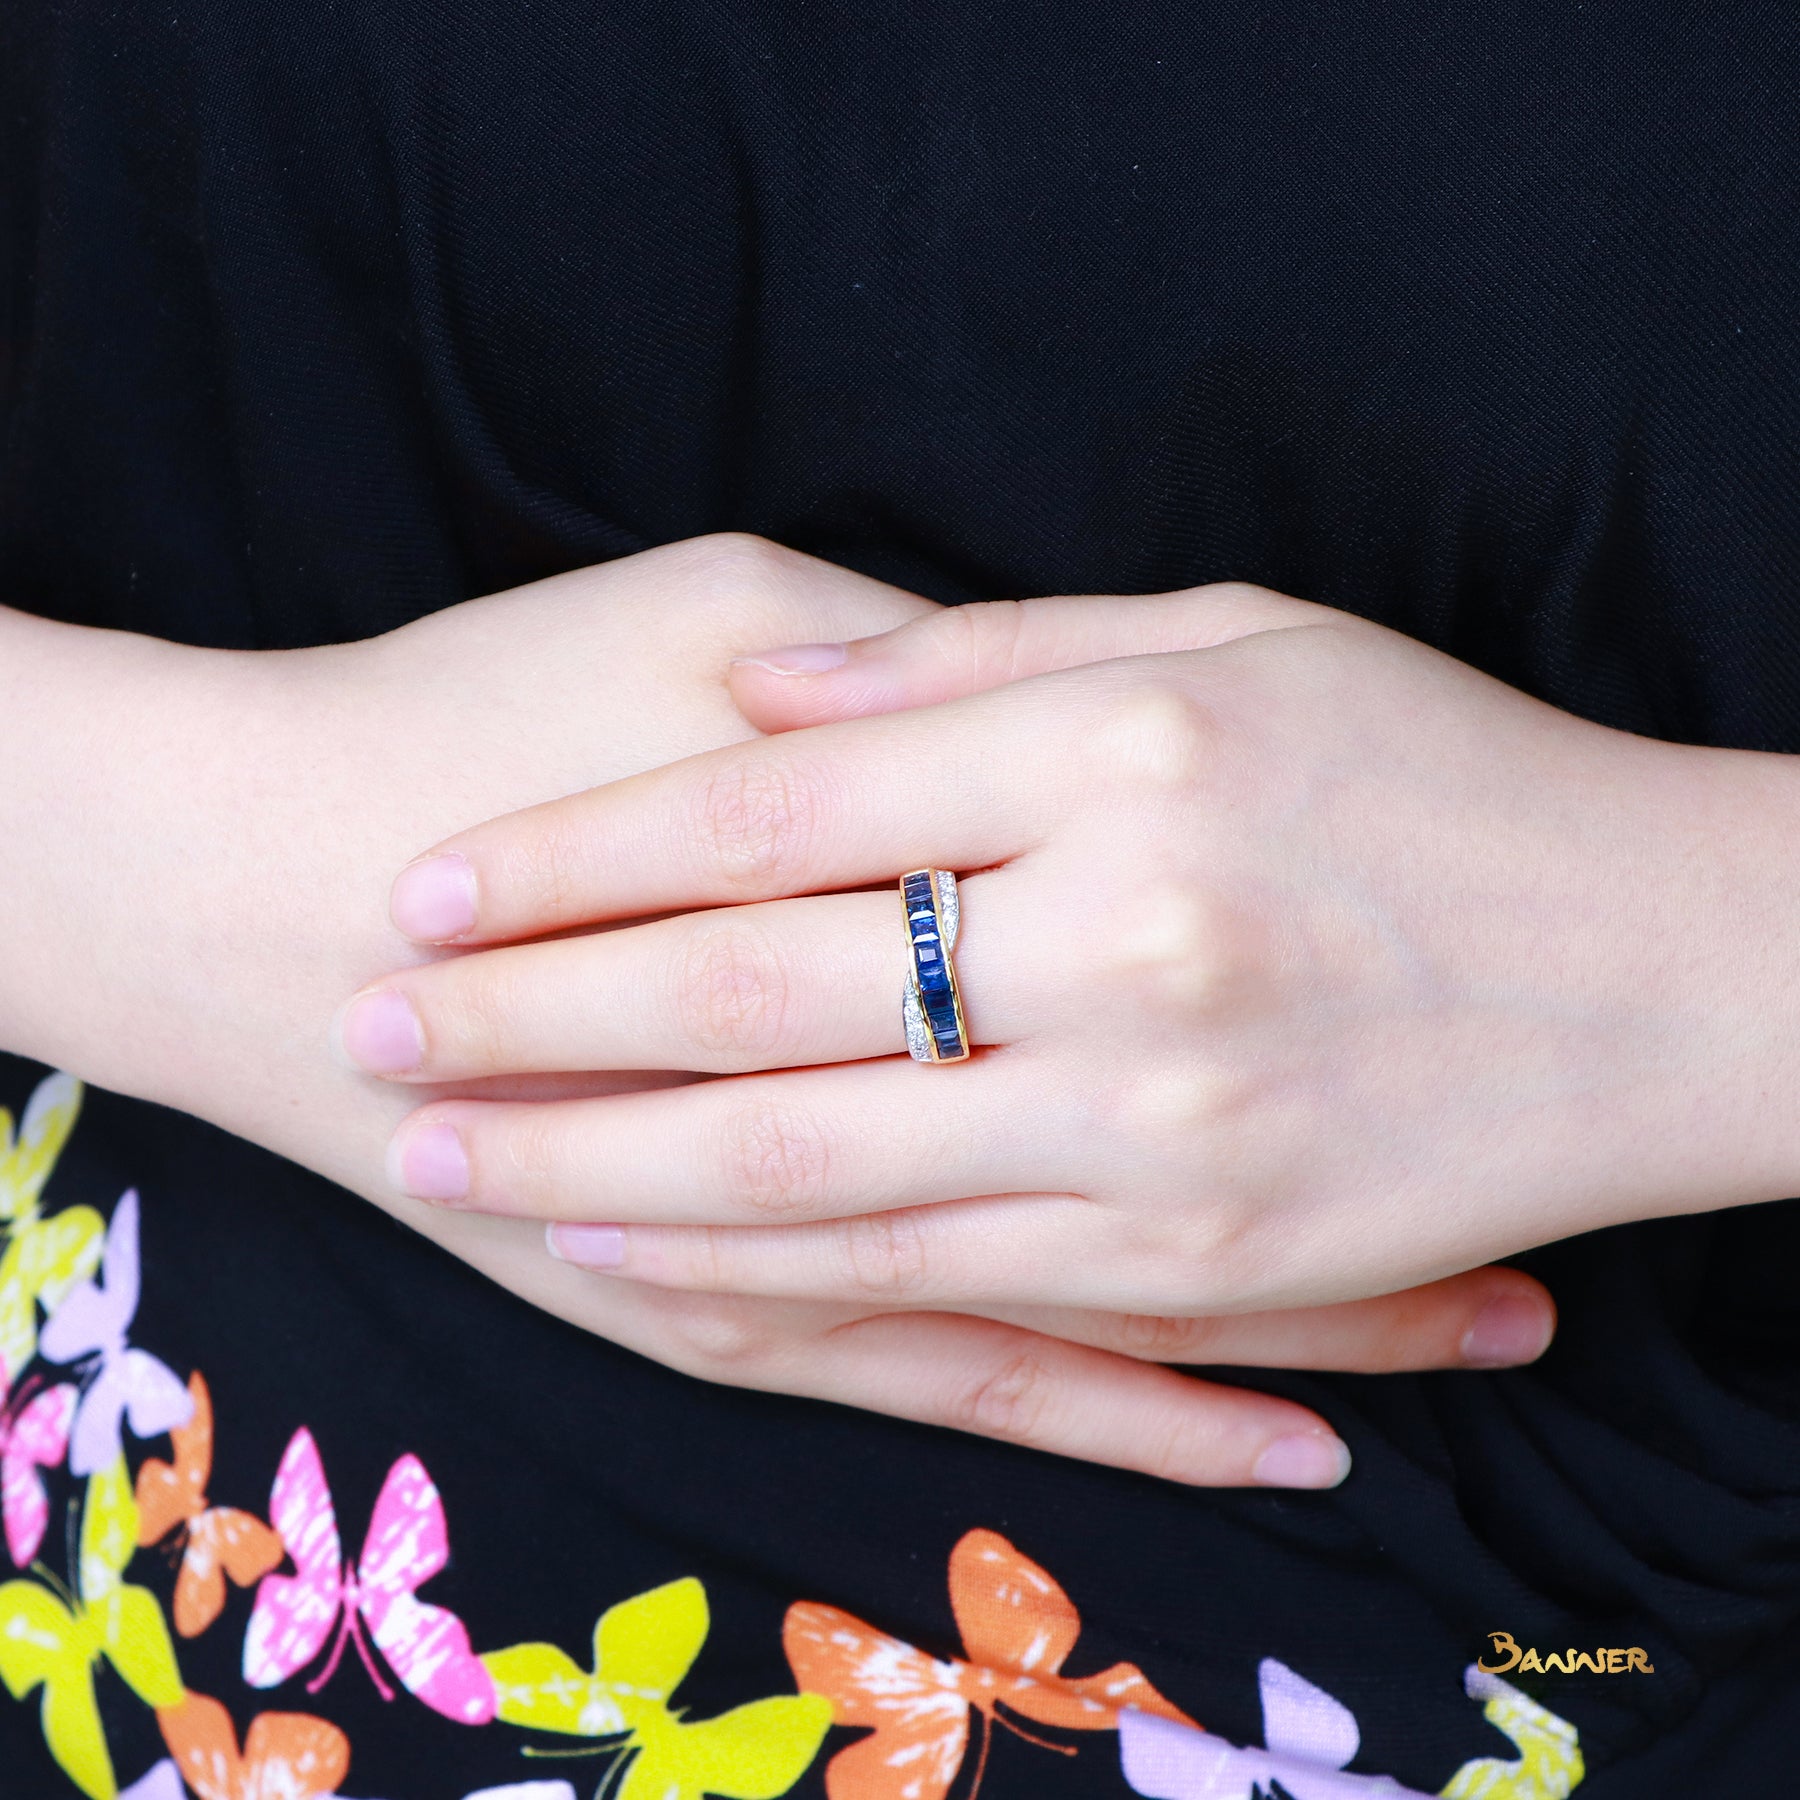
[398,1200,1350,1486]
[982,1266,1557,1374]
[759,1307,1352,1489]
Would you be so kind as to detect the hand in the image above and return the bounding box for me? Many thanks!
[0,538,1552,1490]
[349,575,1800,1325]
[361,583,1800,1317]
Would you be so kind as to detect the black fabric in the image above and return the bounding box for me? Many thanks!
[5,1,1800,1793]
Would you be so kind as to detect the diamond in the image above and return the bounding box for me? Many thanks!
[902,980,933,1060]
[935,871,959,951]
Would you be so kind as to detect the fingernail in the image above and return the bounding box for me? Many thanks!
[1460,1293,1554,1367]
[331,989,424,1075]
[729,641,848,675]
[387,1122,469,1202]
[546,1222,628,1269]
[391,853,477,942]
[1252,1430,1352,1489]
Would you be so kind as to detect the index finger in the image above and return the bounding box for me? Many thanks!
[388,680,1072,944]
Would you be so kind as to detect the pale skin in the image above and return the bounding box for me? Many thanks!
[1,535,1571,1494]
[337,536,1800,1463]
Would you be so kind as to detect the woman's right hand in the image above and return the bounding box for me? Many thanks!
[0,534,1554,1487]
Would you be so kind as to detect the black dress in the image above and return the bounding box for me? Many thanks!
[4,3,1800,1796]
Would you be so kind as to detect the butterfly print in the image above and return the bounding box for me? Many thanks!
[38,1190,193,1476]
[0,1369,76,1567]
[1439,1668,1586,1800]
[0,1456,184,1800]
[119,1762,186,1800]
[461,1786,579,1800]
[1119,1657,1431,1800]
[1122,1660,1587,1800]
[785,1529,1195,1800]
[156,1690,352,1800]
[0,1071,103,1384]
[135,1371,283,1636]
[483,1575,831,1800]
[243,1425,495,1724]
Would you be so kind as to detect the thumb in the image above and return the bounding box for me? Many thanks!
[727,584,1323,732]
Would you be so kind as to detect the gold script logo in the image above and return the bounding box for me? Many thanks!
[1478,1631,1653,1675]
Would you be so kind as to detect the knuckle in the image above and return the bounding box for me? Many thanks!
[714,1102,833,1218]
[1136,1407,1218,1485]
[918,599,1029,688]
[1197,578,1280,605]
[1111,1061,1241,1158]
[432,959,530,1070]
[842,1207,931,1301]
[499,806,594,925]
[491,1104,567,1198]
[1105,879,1279,1025]
[1085,677,1222,792]
[1093,1167,1249,1302]
[1114,1311,1214,1361]
[661,532,843,646]
[691,754,817,895]
[951,1352,1058,1443]
[674,924,794,1063]
[651,1291,778,1373]
[672,531,801,609]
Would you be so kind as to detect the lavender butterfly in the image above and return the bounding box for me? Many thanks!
[120,1761,187,1800]
[39,1189,193,1475]
[1120,1657,1431,1800]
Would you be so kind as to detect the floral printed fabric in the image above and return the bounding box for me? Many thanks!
[0,1074,1585,1800]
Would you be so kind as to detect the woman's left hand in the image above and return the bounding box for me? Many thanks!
[339,581,1800,1318]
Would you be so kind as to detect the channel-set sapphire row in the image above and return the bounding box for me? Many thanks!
[901,868,970,1062]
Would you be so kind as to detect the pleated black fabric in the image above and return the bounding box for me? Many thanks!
[4,2,1800,1794]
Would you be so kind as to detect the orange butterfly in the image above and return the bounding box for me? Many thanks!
[784,1528,1196,1800]
[157,1690,349,1800]
[134,1372,283,1637]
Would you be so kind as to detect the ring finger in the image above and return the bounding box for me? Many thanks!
[333,868,1038,1081]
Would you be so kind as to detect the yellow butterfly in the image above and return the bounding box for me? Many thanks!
[1440,1667,1585,1800]
[0,1453,185,1800]
[483,1576,832,1800]
[0,1071,103,1381]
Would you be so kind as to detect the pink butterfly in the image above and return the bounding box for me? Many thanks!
[1119,1658,1432,1800]
[0,1369,76,1565]
[243,1426,496,1725]
[38,1189,194,1475]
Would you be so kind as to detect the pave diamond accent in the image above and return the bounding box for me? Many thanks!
[902,978,933,1060]
[935,869,959,951]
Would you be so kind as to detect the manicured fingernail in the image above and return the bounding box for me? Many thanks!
[391,853,477,942]
[387,1122,469,1202]
[546,1223,628,1269]
[1460,1293,1554,1367]
[729,641,848,675]
[1252,1430,1352,1489]
[331,989,423,1075]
